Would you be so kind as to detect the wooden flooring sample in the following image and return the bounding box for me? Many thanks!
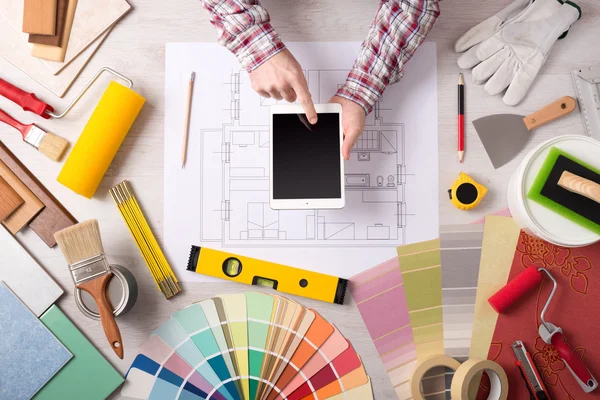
[0,141,77,247]
[0,175,24,221]
[28,0,68,46]
[0,161,44,234]
[22,0,57,35]
[30,0,76,63]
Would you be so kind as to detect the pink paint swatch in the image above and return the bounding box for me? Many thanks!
[349,257,417,397]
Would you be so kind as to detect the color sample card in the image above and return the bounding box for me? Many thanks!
[286,342,363,400]
[152,318,236,400]
[397,239,443,360]
[121,335,225,400]
[34,305,123,400]
[440,224,484,361]
[266,311,334,400]
[278,327,349,398]
[123,293,372,400]
[397,240,449,399]
[173,303,238,396]
[0,283,72,400]
[349,257,417,399]
[245,292,275,399]
[469,216,520,360]
[216,294,249,399]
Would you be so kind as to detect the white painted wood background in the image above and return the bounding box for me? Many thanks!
[0,0,599,398]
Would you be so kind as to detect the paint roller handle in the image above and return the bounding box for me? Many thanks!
[551,334,598,393]
[77,274,124,359]
[558,171,600,204]
[0,108,30,140]
[523,96,577,131]
[0,78,53,119]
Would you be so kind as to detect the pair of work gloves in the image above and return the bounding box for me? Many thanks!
[455,0,582,106]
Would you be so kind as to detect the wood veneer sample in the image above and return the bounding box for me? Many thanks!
[22,0,57,35]
[0,141,77,247]
[0,161,44,234]
[28,0,68,46]
[0,175,24,221]
[31,0,77,63]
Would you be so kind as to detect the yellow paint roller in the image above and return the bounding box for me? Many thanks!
[57,68,145,198]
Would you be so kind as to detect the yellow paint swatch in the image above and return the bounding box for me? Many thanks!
[469,216,520,359]
[397,239,443,361]
[216,294,249,400]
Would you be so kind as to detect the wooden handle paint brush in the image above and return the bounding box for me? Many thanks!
[0,108,68,161]
[54,220,124,358]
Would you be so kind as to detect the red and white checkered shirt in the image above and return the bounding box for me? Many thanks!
[200,0,440,113]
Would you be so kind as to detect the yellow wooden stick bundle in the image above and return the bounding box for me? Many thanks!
[109,180,182,299]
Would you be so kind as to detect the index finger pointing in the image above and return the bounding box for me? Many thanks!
[294,83,317,124]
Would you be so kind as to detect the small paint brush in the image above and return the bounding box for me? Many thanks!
[54,220,124,359]
[0,108,69,161]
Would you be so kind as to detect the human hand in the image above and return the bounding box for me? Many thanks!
[330,96,366,160]
[249,49,317,123]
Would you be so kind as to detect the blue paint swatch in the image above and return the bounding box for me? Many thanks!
[0,282,72,400]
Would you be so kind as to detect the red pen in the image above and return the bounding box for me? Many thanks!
[458,73,465,163]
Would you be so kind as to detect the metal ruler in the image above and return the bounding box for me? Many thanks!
[572,64,600,140]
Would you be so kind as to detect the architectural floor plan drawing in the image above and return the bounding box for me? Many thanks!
[164,42,439,281]
[201,69,407,247]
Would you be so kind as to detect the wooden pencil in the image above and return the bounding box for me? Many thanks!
[181,72,195,168]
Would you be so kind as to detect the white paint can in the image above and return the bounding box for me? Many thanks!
[507,135,600,247]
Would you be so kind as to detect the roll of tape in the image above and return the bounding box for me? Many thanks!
[451,359,508,400]
[411,354,461,400]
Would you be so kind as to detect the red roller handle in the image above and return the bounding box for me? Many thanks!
[0,78,53,119]
[0,109,29,139]
[489,266,543,313]
[552,334,598,392]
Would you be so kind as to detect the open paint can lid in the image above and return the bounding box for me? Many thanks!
[75,264,138,320]
[510,135,600,247]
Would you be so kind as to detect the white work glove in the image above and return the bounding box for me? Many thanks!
[471,1,581,105]
[454,0,532,57]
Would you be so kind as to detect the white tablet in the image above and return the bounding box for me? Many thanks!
[270,103,345,210]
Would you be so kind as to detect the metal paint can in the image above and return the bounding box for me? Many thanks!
[75,264,138,320]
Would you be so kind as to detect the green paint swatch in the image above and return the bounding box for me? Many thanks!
[33,305,123,400]
[397,239,443,360]
[246,293,274,399]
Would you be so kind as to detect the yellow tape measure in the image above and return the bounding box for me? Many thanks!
[187,246,347,304]
[448,172,488,211]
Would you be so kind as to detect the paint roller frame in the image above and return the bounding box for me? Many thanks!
[47,68,134,119]
[490,266,599,393]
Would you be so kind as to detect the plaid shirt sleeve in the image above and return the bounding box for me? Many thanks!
[199,0,286,71]
[337,0,440,114]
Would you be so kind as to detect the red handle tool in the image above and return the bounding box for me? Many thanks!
[490,266,598,393]
[0,109,33,140]
[0,78,53,119]
[552,334,598,392]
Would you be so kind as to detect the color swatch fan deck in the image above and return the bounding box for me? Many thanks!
[122,293,373,399]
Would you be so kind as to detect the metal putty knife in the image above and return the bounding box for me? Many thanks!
[473,96,577,169]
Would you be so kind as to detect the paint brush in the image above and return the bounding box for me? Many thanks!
[54,220,124,359]
[0,108,69,161]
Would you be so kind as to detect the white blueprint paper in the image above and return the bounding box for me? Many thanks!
[164,42,439,282]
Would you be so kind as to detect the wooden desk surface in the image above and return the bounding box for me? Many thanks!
[1,0,599,398]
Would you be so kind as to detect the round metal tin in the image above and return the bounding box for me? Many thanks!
[75,264,138,320]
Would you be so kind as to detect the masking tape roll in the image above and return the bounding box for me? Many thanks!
[451,359,508,400]
[410,354,461,400]
[57,81,145,198]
